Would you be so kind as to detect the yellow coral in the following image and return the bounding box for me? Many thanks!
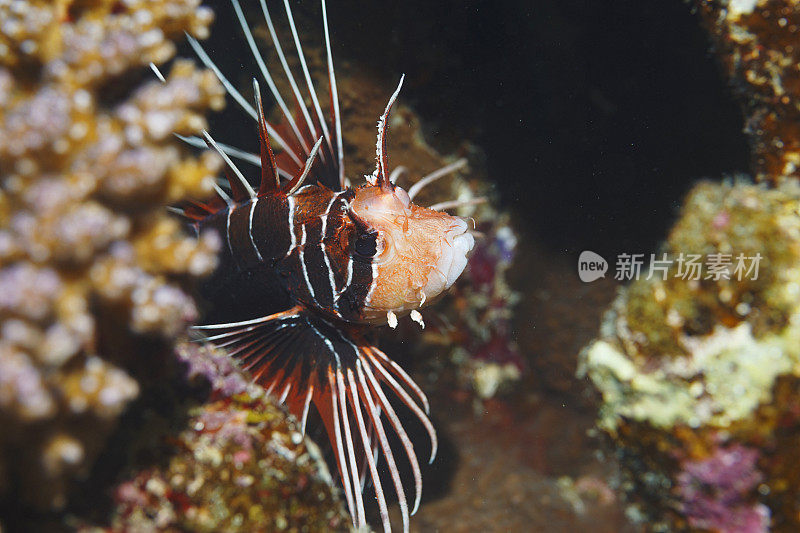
[580,181,800,432]
[0,0,223,510]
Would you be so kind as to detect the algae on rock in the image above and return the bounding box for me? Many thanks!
[579,181,800,530]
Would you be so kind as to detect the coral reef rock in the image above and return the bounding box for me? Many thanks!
[581,1,800,530]
[697,0,800,184]
[0,0,223,514]
[110,342,349,533]
[427,214,523,400]
[580,180,800,531]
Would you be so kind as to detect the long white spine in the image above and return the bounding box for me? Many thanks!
[187,34,303,167]
[283,0,333,160]
[321,0,345,188]
[231,0,310,156]
[259,0,321,160]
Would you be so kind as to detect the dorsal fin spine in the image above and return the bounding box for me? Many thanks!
[202,130,256,202]
[374,75,405,192]
[253,79,280,194]
[284,137,324,196]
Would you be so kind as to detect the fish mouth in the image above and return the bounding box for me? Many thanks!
[444,230,475,288]
[423,218,475,299]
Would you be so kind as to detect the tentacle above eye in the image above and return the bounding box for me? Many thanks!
[407,158,468,201]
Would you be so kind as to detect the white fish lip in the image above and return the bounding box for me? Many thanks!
[423,222,475,300]
[444,231,475,288]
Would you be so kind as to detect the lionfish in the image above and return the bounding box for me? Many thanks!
[173,1,477,530]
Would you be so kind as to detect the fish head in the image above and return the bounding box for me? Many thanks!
[349,183,474,323]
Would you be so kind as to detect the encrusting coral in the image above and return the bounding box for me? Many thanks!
[0,0,224,513]
[676,442,770,532]
[697,0,800,184]
[579,180,800,531]
[109,342,349,532]
[583,180,800,433]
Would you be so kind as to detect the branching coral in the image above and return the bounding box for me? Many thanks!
[0,0,223,512]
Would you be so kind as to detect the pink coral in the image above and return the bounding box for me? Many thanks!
[677,444,770,533]
[176,342,251,398]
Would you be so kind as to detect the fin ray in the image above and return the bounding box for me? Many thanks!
[232,0,311,157]
[283,0,334,164]
[197,307,434,529]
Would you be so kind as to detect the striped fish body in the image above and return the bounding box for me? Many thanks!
[198,185,374,324]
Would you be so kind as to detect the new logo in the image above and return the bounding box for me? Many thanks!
[578,250,608,282]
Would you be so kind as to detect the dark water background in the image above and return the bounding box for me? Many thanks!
[199,0,750,260]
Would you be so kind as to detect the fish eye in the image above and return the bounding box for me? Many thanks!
[354,232,378,258]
